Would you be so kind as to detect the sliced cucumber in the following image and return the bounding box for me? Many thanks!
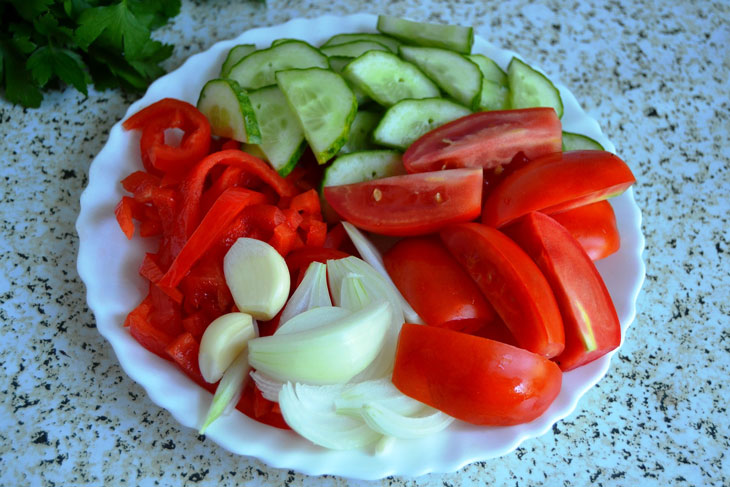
[372,98,470,150]
[377,15,473,54]
[508,57,564,118]
[220,44,256,78]
[562,131,604,151]
[197,78,261,143]
[276,68,357,164]
[321,32,402,53]
[271,38,298,47]
[248,85,307,176]
[321,40,390,58]
[227,40,329,90]
[343,50,440,107]
[467,54,507,86]
[322,150,406,189]
[477,79,510,111]
[328,56,369,105]
[339,110,382,154]
[399,46,482,110]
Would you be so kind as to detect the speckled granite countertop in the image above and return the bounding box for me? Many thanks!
[2,0,728,485]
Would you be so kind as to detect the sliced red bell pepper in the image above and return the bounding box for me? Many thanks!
[165,332,216,393]
[235,377,290,430]
[127,311,173,359]
[179,253,233,318]
[114,196,138,239]
[178,150,298,238]
[123,98,212,176]
[158,187,267,290]
[288,188,321,216]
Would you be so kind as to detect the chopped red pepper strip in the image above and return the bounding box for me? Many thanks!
[114,196,138,239]
[288,188,321,216]
[128,311,173,359]
[139,253,166,283]
[165,332,216,393]
[158,187,267,290]
[178,150,298,238]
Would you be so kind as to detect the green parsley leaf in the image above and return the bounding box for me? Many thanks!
[1,40,44,108]
[75,2,150,60]
[27,45,89,95]
[8,0,55,22]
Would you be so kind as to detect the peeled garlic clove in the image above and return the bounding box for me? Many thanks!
[199,312,256,383]
[223,237,290,321]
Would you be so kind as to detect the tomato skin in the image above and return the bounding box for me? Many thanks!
[323,168,483,236]
[392,324,562,426]
[482,150,636,228]
[550,200,620,261]
[383,236,496,331]
[503,212,621,371]
[440,222,564,358]
[402,107,562,173]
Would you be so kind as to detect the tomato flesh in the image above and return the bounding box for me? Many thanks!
[550,200,620,261]
[392,324,562,426]
[383,236,496,331]
[323,168,483,236]
[503,212,621,371]
[402,107,562,173]
[440,222,564,358]
[482,150,636,228]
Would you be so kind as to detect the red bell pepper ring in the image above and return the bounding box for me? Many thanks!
[158,187,267,290]
[123,98,212,176]
[178,150,298,238]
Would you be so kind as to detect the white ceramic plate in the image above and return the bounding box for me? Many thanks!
[76,13,645,479]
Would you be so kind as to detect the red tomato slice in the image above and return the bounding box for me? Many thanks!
[550,200,620,260]
[503,212,621,371]
[383,236,496,331]
[323,168,483,236]
[392,324,562,426]
[440,222,564,358]
[482,150,636,228]
[402,107,562,173]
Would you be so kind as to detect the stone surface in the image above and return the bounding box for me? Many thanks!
[1,0,728,486]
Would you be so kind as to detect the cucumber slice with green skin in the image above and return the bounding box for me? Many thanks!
[322,150,406,189]
[343,50,440,107]
[197,78,261,143]
[276,67,357,165]
[372,98,471,150]
[321,40,390,58]
[328,56,370,105]
[477,79,510,111]
[339,110,382,154]
[399,46,482,110]
[248,85,307,176]
[271,38,298,47]
[467,54,508,86]
[377,15,473,54]
[220,44,256,78]
[227,40,329,90]
[508,57,564,118]
[321,33,402,53]
[562,131,605,151]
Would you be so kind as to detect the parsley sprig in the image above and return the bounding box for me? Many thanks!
[0,0,182,108]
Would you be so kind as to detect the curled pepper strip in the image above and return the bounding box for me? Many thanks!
[178,149,298,238]
[123,98,211,176]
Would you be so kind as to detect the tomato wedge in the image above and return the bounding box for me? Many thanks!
[440,222,564,358]
[482,150,636,228]
[383,236,496,332]
[402,107,562,173]
[323,168,483,236]
[550,200,620,260]
[503,212,621,371]
[392,324,562,426]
